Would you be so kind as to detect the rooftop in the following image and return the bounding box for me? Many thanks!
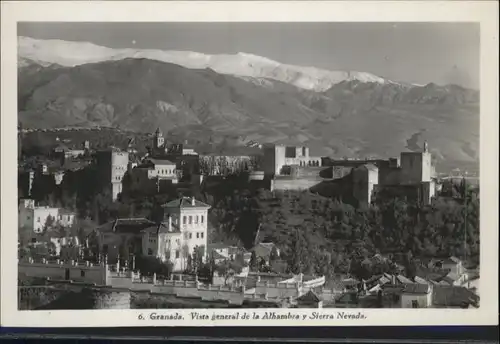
[97,218,156,234]
[432,286,479,308]
[402,283,431,295]
[144,158,176,166]
[162,197,211,209]
[296,290,321,303]
[141,222,181,235]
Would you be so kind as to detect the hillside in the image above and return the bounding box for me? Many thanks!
[18,57,479,173]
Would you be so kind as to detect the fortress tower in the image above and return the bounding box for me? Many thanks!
[400,141,433,184]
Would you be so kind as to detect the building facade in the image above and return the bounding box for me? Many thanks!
[19,199,75,233]
[144,197,211,271]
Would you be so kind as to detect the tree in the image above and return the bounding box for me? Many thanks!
[192,246,204,273]
[289,228,308,274]
[216,259,243,286]
[269,246,279,265]
[249,251,258,271]
[43,215,55,233]
[135,255,173,279]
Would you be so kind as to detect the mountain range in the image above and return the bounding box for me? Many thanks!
[17,37,480,172]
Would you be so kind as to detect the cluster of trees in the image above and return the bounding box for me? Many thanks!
[198,156,259,176]
[197,183,480,279]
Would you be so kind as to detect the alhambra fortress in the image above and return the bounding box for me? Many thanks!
[18,127,476,310]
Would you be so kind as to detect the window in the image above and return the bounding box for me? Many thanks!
[37,217,40,223]
[103,244,108,253]
[201,215,204,224]
[183,216,187,225]
[80,270,85,277]
[201,232,204,239]
[184,233,188,240]
[67,215,71,221]
[189,216,192,224]
[411,300,419,308]
[148,249,153,256]
[196,233,199,239]
[195,216,199,224]
[175,250,180,258]
[189,233,192,239]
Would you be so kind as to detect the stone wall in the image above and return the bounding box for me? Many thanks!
[19,260,109,285]
[271,178,323,191]
[92,290,131,309]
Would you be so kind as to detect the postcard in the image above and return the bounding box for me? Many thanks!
[1,1,498,329]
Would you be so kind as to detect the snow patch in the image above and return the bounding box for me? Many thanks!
[156,101,178,113]
[18,36,412,92]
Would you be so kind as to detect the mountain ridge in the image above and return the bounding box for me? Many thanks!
[19,36,408,91]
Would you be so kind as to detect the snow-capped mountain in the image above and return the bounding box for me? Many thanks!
[18,36,393,91]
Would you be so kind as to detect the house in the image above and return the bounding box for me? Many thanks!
[432,286,480,308]
[400,283,433,308]
[141,220,184,271]
[441,256,465,276]
[139,197,211,272]
[52,142,85,159]
[207,243,251,264]
[295,290,323,308]
[94,217,155,261]
[18,199,75,233]
[127,158,178,193]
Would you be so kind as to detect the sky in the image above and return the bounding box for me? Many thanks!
[18,22,480,89]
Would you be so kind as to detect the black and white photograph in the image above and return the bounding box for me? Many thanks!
[1,0,498,329]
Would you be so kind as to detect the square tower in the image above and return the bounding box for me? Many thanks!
[400,143,433,185]
[261,144,286,176]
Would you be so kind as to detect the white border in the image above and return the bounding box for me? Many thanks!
[1,1,498,328]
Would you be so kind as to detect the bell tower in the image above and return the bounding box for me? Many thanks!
[153,127,165,150]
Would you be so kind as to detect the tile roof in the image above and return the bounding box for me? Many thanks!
[162,197,211,209]
[402,283,431,295]
[297,290,321,303]
[413,276,430,285]
[146,158,176,166]
[396,275,414,284]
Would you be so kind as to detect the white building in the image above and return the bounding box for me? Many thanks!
[19,199,75,233]
[141,197,210,271]
[400,283,433,308]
